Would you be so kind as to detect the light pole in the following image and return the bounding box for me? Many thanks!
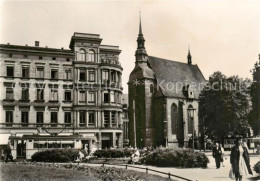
[187,107,195,149]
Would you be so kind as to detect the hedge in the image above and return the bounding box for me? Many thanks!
[254,161,260,173]
[93,148,135,158]
[140,147,209,168]
[31,149,79,162]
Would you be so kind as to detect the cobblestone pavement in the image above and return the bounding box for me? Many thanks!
[84,151,260,181]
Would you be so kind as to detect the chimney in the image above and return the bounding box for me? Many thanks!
[35,41,39,47]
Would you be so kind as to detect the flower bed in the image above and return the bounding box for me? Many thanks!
[0,162,172,181]
[140,148,209,168]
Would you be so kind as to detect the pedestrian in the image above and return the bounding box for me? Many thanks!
[230,136,253,181]
[4,144,13,163]
[212,142,222,169]
[220,144,225,167]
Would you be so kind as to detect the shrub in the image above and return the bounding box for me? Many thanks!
[140,147,209,168]
[93,148,135,158]
[31,149,79,162]
[254,161,260,173]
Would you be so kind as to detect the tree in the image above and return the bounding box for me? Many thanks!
[199,71,252,140]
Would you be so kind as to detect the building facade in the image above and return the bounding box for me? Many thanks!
[0,33,123,159]
[128,20,206,148]
[122,94,129,147]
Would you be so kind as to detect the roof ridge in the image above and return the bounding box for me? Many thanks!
[149,55,196,66]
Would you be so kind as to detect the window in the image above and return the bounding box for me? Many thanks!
[64,91,71,101]
[9,54,12,58]
[51,69,58,79]
[111,71,116,82]
[36,67,44,78]
[79,111,86,126]
[111,111,116,124]
[104,92,109,103]
[5,111,13,126]
[78,49,86,61]
[88,91,95,103]
[79,69,86,81]
[88,111,95,125]
[110,91,115,103]
[6,66,14,77]
[104,111,109,125]
[52,57,56,60]
[123,111,128,119]
[171,104,178,134]
[79,91,86,102]
[66,58,70,62]
[36,112,44,126]
[22,66,29,78]
[36,89,44,100]
[88,70,95,82]
[39,56,42,60]
[150,84,154,93]
[65,69,71,80]
[88,50,95,62]
[6,88,14,100]
[21,112,29,127]
[64,112,71,125]
[50,112,58,126]
[50,89,58,101]
[24,55,28,59]
[21,88,29,100]
[102,70,109,81]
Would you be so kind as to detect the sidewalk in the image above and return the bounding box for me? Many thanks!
[83,153,260,181]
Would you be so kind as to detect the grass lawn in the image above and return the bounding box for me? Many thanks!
[0,162,172,181]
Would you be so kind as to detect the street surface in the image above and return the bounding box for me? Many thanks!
[84,150,260,181]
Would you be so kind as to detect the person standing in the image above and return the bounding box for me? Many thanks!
[230,137,253,181]
[4,144,13,163]
[220,144,225,167]
[212,142,222,169]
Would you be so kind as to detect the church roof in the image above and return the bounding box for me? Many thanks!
[148,56,206,99]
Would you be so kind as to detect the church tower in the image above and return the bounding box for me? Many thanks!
[128,15,156,148]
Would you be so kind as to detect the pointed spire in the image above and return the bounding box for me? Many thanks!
[137,12,145,50]
[139,11,143,35]
[187,45,192,65]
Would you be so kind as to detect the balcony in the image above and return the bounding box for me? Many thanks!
[0,123,73,128]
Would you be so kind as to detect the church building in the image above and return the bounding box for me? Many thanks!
[128,18,206,148]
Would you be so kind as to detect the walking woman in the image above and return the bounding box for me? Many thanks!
[230,137,253,181]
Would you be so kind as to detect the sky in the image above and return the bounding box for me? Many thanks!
[0,0,260,93]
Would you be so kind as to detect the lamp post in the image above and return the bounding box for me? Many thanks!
[187,107,195,149]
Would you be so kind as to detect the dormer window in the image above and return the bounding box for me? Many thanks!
[188,90,194,99]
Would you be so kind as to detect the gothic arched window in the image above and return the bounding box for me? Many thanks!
[171,103,178,134]
[187,105,194,134]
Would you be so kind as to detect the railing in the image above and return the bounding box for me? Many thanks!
[0,123,122,129]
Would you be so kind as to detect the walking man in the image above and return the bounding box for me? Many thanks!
[212,142,222,169]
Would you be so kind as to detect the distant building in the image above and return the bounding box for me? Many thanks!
[128,19,206,148]
[0,33,124,159]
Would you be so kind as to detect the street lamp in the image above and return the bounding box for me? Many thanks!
[187,106,195,149]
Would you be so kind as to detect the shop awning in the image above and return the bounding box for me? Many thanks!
[0,134,10,145]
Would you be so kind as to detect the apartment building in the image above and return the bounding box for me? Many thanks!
[0,33,123,159]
